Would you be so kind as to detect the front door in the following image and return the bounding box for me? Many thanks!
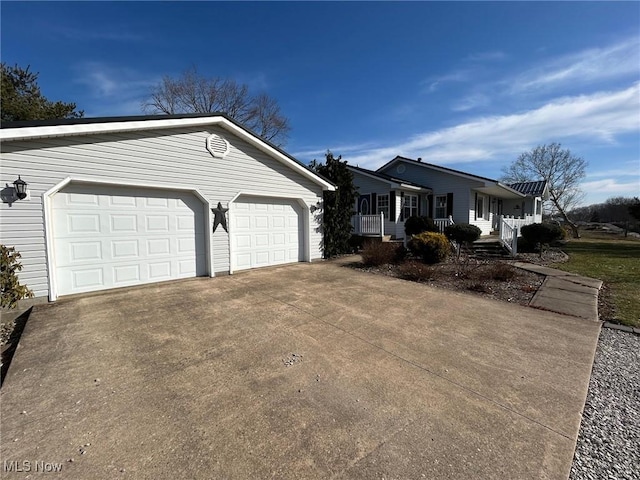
[358,194,371,215]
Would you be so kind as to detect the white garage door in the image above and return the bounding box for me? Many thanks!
[231,196,304,271]
[52,184,206,296]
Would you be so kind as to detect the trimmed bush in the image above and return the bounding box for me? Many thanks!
[444,223,481,260]
[521,223,564,252]
[407,232,451,264]
[444,223,481,244]
[397,260,435,282]
[404,216,439,236]
[361,241,405,267]
[483,262,517,281]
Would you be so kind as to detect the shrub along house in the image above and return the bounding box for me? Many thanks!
[348,156,548,254]
[0,113,335,302]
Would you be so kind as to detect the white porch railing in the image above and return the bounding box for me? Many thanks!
[499,216,520,256]
[352,213,385,237]
[501,214,535,231]
[433,216,454,233]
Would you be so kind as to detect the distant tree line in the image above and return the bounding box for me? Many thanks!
[569,196,640,234]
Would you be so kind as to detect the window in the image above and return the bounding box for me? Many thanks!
[403,194,418,219]
[476,195,487,220]
[535,199,542,215]
[377,194,389,219]
[435,195,447,218]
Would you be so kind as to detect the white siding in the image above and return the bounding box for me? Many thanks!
[350,171,397,236]
[380,162,478,225]
[1,126,324,298]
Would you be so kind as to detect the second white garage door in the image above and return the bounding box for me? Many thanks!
[231,196,304,271]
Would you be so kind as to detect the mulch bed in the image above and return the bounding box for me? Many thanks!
[350,249,574,307]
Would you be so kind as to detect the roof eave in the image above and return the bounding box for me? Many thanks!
[0,115,336,192]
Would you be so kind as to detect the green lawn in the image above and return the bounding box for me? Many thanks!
[552,230,640,328]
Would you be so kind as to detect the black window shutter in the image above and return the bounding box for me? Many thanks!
[417,195,422,216]
[400,192,405,221]
[371,193,377,214]
[427,194,433,218]
[446,193,453,217]
[390,191,396,220]
[474,192,478,220]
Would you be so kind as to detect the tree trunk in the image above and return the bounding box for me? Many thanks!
[558,209,580,238]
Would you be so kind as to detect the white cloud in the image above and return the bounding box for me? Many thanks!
[291,141,379,161]
[71,62,164,116]
[345,83,640,168]
[511,37,640,93]
[451,93,490,112]
[465,51,507,62]
[73,62,158,98]
[581,178,640,193]
[422,70,471,93]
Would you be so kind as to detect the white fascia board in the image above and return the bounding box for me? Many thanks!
[219,121,335,191]
[1,116,336,192]
[400,183,431,193]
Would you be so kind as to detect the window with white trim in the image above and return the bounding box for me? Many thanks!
[403,194,418,219]
[535,199,542,215]
[377,194,389,219]
[477,194,488,220]
[435,195,447,218]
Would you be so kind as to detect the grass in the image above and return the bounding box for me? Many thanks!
[551,230,640,328]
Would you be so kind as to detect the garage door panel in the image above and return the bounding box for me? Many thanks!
[110,214,138,233]
[72,268,104,290]
[147,238,171,255]
[52,184,206,296]
[109,195,136,207]
[111,239,139,259]
[68,214,101,234]
[232,196,303,271]
[113,265,140,284]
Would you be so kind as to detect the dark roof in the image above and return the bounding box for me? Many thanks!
[383,155,501,184]
[1,113,336,189]
[347,164,431,190]
[0,112,232,129]
[508,180,547,196]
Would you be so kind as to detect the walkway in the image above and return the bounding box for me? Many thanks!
[513,262,602,322]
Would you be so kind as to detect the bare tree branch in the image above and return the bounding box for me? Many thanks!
[501,143,588,238]
[142,67,290,146]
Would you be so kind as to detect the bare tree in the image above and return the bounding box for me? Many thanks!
[502,143,587,238]
[142,67,290,146]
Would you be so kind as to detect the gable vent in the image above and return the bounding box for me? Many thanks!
[206,133,230,158]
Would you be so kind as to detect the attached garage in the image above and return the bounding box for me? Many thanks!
[231,196,304,271]
[0,114,335,302]
[51,183,207,296]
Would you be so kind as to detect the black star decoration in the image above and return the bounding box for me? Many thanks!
[211,202,229,233]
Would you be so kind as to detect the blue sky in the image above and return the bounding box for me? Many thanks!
[2,1,639,206]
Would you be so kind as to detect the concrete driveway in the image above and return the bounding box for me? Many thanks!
[1,259,600,479]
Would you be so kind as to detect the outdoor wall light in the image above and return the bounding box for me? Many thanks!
[13,176,28,200]
[514,204,520,210]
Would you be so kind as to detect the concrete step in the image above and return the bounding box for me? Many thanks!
[470,241,510,258]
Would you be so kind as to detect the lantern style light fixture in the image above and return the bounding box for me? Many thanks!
[13,176,28,200]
